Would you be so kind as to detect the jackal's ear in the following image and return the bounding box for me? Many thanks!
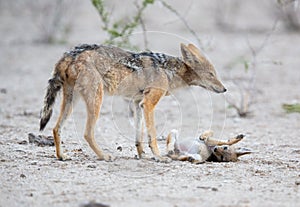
[235,147,252,157]
[187,44,206,61]
[180,43,196,67]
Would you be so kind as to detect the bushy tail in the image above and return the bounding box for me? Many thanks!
[40,72,63,131]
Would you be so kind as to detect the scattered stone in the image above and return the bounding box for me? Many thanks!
[22,111,35,117]
[292,149,300,154]
[117,146,122,152]
[197,186,218,191]
[87,164,97,169]
[81,201,110,207]
[30,161,38,165]
[211,187,218,191]
[18,140,28,145]
[27,193,33,197]
[15,149,26,153]
[0,88,7,94]
[197,186,210,190]
[20,174,26,178]
[28,133,54,147]
[72,148,83,153]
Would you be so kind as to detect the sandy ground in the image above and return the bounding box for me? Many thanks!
[0,1,299,206]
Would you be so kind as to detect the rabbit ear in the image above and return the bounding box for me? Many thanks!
[235,147,252,157]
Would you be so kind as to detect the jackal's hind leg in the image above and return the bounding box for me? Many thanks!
[53,85,73,161]
[81,81,113,161]
[178,154,205,164]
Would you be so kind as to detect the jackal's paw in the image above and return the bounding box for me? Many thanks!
[200,130,214,141]
[236,134,245,139]
[188,155,204,164]
[134,152,148,160]
[58,153,71,161]
[190,158,205,164]
[152,155,172,163]
[98,154,115,162]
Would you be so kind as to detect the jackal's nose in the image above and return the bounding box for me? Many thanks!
[223,88,227,92]
[214,147,218,152]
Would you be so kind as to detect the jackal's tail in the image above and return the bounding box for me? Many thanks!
[39,72,63,131]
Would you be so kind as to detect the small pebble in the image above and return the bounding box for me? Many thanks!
[117,146,122,152]
[87,164,96,169]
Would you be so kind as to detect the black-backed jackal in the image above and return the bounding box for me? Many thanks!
[40,43,226,161]
[166,130,251,163]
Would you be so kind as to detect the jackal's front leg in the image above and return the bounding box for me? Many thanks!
[141,88,169,162]
[226,134,245,145]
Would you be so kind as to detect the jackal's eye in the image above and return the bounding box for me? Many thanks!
[223,146,228,150]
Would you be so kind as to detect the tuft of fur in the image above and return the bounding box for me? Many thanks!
[40,73,62,131]
[65,44,100,58]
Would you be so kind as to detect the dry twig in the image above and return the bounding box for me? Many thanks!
[225,20,279,117]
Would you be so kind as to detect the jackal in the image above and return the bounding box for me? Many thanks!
[166,130,251,163]
[40,43,226,161]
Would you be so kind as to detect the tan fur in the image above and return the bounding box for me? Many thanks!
[166,130,251,163]
[40,43,226,161]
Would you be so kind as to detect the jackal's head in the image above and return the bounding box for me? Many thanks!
[180,43,226,93]
[212,145,252,162]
